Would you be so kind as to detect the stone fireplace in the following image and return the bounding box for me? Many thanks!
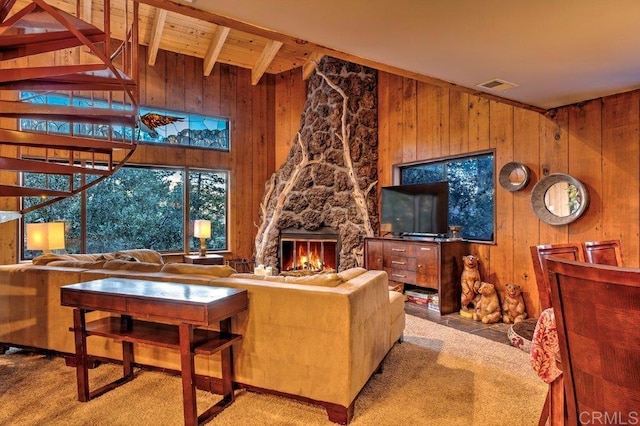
[254,57,379,272]
[279,227,340,272]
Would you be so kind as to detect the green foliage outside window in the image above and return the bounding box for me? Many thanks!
[189,171,228,252]
[401,152,495,241]
[22,167,228,259]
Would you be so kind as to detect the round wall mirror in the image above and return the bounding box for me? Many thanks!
[531,173,589,225]
[499,162,530,191]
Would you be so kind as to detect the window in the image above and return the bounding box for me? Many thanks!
[20,92,230,151]
[22,167,228,259]
[399,151,495,242]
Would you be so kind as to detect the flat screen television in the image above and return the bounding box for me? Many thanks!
[381,182,449,237]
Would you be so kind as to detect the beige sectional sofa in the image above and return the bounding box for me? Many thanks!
[0,249,405,424]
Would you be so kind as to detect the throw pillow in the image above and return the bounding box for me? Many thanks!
[160,263,237,277]
[115,249,164,264]
[32,253,76,265]
[103,259,163,272]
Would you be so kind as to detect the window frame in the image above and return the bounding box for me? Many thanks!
[20,164,230,260]
[393,149,496,244]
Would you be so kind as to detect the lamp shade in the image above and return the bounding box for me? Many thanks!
[193,220,211,239]
[26,222,65,252]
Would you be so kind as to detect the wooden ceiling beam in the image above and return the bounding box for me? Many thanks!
[302,52,324,80]
[251,39,282,85]
[135,0,544,112]
[203,25,230,77]
[148,8,167,66]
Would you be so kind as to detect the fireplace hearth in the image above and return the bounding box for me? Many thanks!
[279,227,339,273]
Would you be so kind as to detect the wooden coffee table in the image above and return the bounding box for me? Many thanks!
[61,278,248,426]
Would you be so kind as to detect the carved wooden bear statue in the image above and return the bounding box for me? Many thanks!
[473,282,502,324]
[502,283,528,324]
[460,255,481,313]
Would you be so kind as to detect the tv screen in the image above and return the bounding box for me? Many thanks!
[381,182,449,236]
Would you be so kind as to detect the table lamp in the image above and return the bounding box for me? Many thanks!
[26,222,65,254]
[194,219,211,257]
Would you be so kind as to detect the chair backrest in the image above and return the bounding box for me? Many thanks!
[546,258,640,425]
[530,243,584,311]
[582,239,624,266]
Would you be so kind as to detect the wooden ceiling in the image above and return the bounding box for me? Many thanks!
[11,0,321,84]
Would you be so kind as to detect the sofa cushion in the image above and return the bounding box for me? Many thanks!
[337,267,368,281]
[283,272,343,287]
[46,260,107,269]
[160,263,236,277]
[103,259,163,272]
[115,249,164,264]
[32,253,105,265]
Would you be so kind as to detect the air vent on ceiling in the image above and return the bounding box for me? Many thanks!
[477,78,519,92]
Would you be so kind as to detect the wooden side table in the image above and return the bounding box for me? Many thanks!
[61,278,247,426]
[184,254,224,265]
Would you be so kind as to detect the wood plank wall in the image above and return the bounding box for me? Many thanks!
[0,46,276,264]
[269,68,640,317]
[274,68,306,166]
[377,72,640,316]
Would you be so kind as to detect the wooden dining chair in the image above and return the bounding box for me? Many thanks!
[546,258,640,425]
[582,239,624,266]
[530,243,584,311]
[530,243,584,426]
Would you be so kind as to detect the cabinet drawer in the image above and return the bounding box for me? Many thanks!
[416,244,438,262]
[385,268,416,283]
[384,255,417,271]
[384,242,417,257]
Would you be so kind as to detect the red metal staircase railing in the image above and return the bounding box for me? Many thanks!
[0,0,139,217]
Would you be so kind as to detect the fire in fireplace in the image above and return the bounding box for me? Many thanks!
[279,227,339,272]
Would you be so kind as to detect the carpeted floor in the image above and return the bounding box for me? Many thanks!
[0,314,547,425]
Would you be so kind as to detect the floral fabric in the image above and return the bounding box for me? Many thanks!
[530,308,562,384]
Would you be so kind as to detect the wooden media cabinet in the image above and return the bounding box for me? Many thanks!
[365,237,469,314]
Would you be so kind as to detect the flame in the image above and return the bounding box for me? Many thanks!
[289,244,324,271]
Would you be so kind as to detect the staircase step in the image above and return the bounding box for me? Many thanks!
[0,100,136,127]
[0,3,106,60]
[0,156,113,175]
[0,210,22,224]
[0,68,136,92]
[0,128,136,152]
[0,184,71,197]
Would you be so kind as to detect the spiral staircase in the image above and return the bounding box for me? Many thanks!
[0,0,139,222]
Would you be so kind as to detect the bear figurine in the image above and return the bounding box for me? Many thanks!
[472,282,502,324]
[502,283,527,324]
[460,255,481,313]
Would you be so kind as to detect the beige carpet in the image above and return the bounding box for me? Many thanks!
[0,314,547,425]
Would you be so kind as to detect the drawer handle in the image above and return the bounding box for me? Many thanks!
[391,260,406,265]
[420,247,432,251]
[391,248,406,252]
[392,274,406,278]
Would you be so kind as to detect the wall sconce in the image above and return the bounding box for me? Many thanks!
[193,219,211,257]
[26,222,65,254]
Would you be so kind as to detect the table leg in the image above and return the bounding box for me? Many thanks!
[220,317,234,403]
[120,315,135,378]
[72,308,90,402]
[179,323,197,426]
